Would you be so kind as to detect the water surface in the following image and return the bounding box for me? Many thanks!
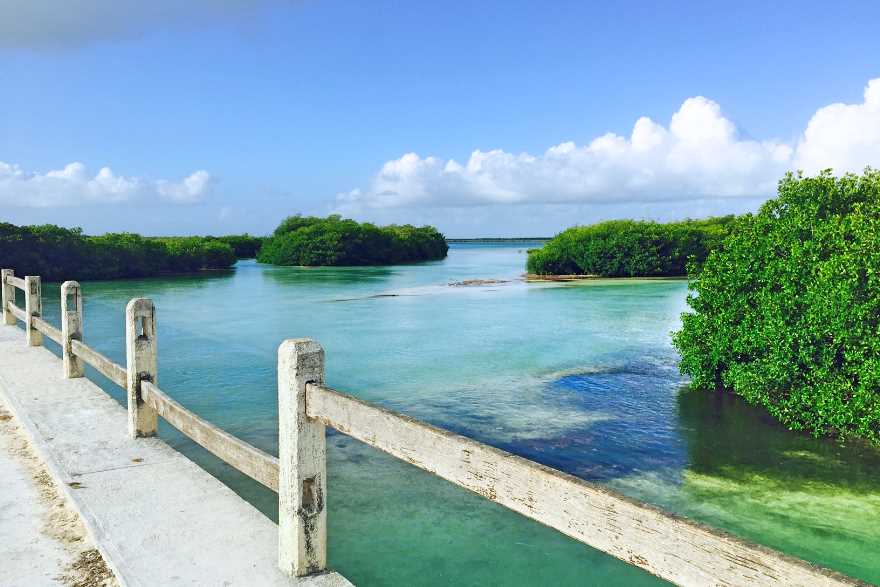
[34,243,880,585]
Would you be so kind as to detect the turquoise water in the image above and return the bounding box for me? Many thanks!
[33,243,880,585]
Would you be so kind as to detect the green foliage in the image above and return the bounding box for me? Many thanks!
[257,215,448,266]
[153,237,237,272]
[527,216,735,277]
[0,222,237,281]
[204,234,265,258]
[87,233,170,278]
[272,215,324,237]
[673,170,880,443]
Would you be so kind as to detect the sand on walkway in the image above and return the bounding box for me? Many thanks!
[0,399,116,587]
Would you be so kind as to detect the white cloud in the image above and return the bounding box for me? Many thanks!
[0,0,284,49]
[0,161,213,207]
[338,78,880,213]
[793,79,880,173]
[157,170,213,204]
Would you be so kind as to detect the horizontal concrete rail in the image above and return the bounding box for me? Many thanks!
[142,381,280,491]
[305,383,859,587]
[6,275,26,290]
[6,302,26,323]
[70,339,127,389]
[31,316,62,345]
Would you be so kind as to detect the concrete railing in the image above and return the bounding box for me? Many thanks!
[0,269,864,586]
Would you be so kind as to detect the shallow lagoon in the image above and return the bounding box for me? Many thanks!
[36,243,880,585]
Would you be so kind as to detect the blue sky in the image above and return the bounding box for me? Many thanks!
[2,1,880,236]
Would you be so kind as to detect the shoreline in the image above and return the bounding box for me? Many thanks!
[525,273,688,282]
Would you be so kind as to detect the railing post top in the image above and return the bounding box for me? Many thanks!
[61,280,81,295]
[278,340,325,387]
[126,297,155,319]
[1,268,11,278]
[278,338,323,357]
[24,275,41,296]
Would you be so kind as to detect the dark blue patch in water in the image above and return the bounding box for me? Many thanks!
[539,367,688,483]
[434,362,690,488]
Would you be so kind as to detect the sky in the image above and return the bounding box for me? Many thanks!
[1,1,880,237]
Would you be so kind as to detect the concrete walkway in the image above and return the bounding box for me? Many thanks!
[0,324,351,587]
[0,398,115,587]
[0,400,68,586]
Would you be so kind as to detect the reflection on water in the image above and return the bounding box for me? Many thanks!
[673,390,880,581]
[553,369,880,583]
[29,244,880,585]
[262,264,398,286]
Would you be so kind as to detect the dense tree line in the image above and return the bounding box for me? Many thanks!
[202,234,265,258]
[674,170,880,444]
[0,223,237,281]
[526,216,736,277]
[257,215,448,266]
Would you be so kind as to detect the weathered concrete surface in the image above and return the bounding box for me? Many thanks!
[141,381,280,492]
[278,339,328,577]
[0,324,352,587]
[0,401,104,586]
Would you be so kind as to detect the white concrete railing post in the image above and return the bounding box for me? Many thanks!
[125,298,158,438]
[278,339,327,577]
[1,269,15,326]
[24,275,42,346]
[61,281,84,378]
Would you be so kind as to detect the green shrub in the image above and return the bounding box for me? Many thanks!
[527,217,735,277]
[88,233,169,277]
[155,237,237,272]
[257,215,448,266]
[205,234,265,258]
[0,223,237,281]
[0,223,92,280]
[673,170,880,443]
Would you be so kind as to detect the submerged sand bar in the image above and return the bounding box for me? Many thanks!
[0,324,351,587]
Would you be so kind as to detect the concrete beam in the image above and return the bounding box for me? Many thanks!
[1,269,15,326]
[24,275,41,347]
[125,299,158,438]
[278,339,327,578]
[61,281,84,379]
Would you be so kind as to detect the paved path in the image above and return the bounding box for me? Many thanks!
[0,324,351,587]
[0,400,91,587]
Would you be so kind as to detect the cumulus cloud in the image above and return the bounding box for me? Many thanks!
[0,0,282,49]
[157,170,213,204]
[0,161,213,207]
[337,79,880,213]
[793,79,880,173]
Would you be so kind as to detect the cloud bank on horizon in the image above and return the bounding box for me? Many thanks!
[0,162,212,207]
[3,79,878,220]
[337,78,880,214]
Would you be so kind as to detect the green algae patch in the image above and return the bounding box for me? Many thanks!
[610,468,880,584]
